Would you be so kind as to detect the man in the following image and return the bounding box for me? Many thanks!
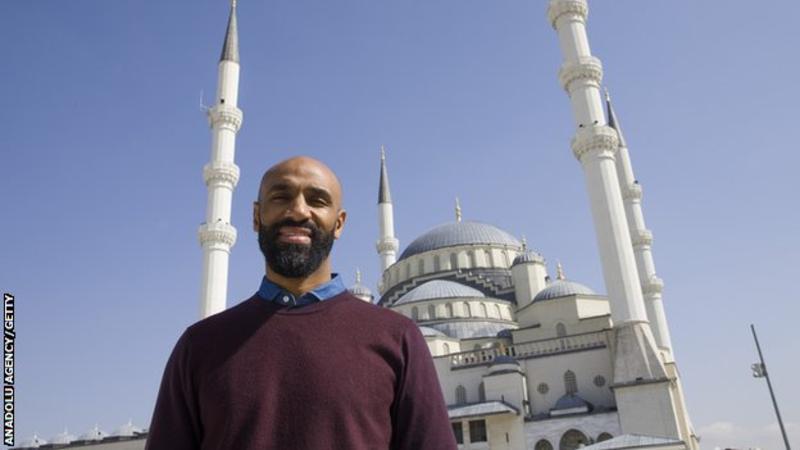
[146,157,456,450]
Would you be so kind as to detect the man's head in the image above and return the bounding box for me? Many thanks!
[253,156,346,281]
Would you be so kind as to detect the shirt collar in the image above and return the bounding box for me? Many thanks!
[257,274,346,306]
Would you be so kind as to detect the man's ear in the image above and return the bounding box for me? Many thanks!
[252,201,261,232]
[333,209,347,239]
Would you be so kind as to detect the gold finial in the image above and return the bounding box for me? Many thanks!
[556,261,565,280]
[355,268,362,284]
[521,235,528,250]
[455,197,462,222]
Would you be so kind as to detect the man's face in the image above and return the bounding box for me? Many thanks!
[253,157,346,278]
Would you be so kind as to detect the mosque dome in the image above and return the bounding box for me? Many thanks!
[398,221,521,260]
[395,280,484,305]
[111,420,143,437]
[78,424,107,441]
[512,248,543,265]
[533,280,595,301]
[419,326,447,337]
[347,269,373,302]
[490,355,519,366]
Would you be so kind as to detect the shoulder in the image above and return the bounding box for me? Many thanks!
[183,294,262,344]
[336,292,417,329]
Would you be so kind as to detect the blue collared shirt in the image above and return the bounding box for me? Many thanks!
[257,274,346,307]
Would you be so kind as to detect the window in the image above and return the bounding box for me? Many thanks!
[478,382,486,402]
[443,343,450,354]
[404,263,410,280]
[468,420,487,443]
[537,382,549,395]
[445,303,453,317]
[463,302,471,317]
[593,375,606,387]
[535,440,554,450]
[468,250,476,268]
[564,370,577,395]
[495,304,502,319]
[597,432,613,442]
[556,322,567,337]
[428,304,436,320]
[484,249,493,267]
[480,303,488,317]
[502,250,510,266]
[411,306,418,321]
[455,385,467,405]
[559,429,589,450]
[451,422,463,444]
[434,255,441,272]
[450,253,458,270]
[418,259,425,276]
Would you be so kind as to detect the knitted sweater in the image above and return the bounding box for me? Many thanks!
[146,292,456,450]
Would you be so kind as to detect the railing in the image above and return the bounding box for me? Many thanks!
[449,331,608,369]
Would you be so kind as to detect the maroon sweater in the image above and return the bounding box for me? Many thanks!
[146,292,456,450]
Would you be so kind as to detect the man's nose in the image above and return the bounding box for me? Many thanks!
[285,195,312,221]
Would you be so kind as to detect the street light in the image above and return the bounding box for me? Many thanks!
[750,324,791,450]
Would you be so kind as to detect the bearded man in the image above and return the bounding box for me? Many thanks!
[146,157,456,450]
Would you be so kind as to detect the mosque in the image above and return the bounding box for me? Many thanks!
[18,0,699,449]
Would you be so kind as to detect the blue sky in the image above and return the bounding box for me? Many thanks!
[1,0,798,448]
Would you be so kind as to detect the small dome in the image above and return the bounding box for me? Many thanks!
[533,280,595,301]
[20,434,47,448]
[419,326,447,337]
[512,249,544,265]
[395,280,484,305]
[553,393,593,411]
[111,420,143,437]
[496,328,513,338]
[79,424,107,441]
[399,221,521,260]
[348,269,373,302]
[50,429,76,445]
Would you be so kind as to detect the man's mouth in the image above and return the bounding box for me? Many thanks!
[278,226,312,245]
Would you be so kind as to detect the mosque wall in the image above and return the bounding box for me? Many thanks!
[522,412,620,450]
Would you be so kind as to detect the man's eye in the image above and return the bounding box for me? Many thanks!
[271,195,288,201]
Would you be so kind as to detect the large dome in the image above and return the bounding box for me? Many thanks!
[533,280,595,301]
[395,280,484,305]
[399,221,522,260]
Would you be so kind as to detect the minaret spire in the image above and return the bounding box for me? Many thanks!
[220,0,239,63]
[556,261,565,280]
[376,147,399,284]
[455,197,462,222]
[198,2,244,317]
[605,87,673,356]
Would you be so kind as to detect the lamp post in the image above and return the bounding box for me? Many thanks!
[750,324,791,450]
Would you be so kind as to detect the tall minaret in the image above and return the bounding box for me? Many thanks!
[548,1,696,445]
[198,0,243,318]
[376,146,399,277]
[605,90,674,358]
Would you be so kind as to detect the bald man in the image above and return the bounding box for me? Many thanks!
[146,157,456,450]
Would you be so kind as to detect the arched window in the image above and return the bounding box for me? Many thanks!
[478,382,486,402]
[468,250,477,268]
[474,344,482,351]
[556,322,567,337]
[535,440,554,450]
[480,303,488,317]
[564,370,578,395]
[559,429,589,450]
[434,255,441,272]
[597,432,613,442]
[404,263,411,280]
[428,304,436,320]
[455,385,467,405]
[411,306,419,321]
[502,250,510,266]
[495,304,503,319]
[484,249,493,267]
[445,303,453,317]
[463,302,471,317]
[417,258,425,276]
[442,343,450,354]
[450,253,458,270]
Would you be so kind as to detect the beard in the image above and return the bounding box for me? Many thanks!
[258,218,335,278]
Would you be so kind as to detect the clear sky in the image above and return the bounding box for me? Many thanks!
[1,0,798,448]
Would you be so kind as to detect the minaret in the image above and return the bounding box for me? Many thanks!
[198,0,243,318]
[548,1,695,445]
[376,146,399,277]
[605,89,674,357]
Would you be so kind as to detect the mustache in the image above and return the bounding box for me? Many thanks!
[270,218,319,234]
